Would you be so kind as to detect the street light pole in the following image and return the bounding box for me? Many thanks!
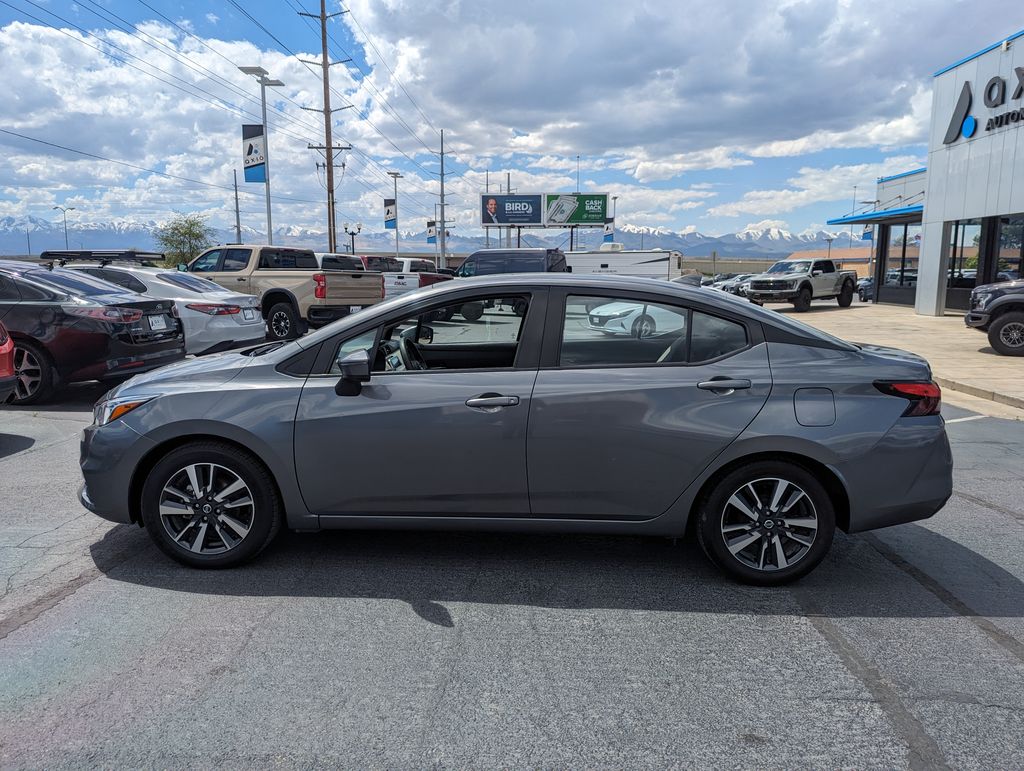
[52,206,75,249]
[387,171,402,257]
[612,195,618,240]
[343,222,361,254]
[240,66,285,245]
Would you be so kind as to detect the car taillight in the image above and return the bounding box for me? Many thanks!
[874,381,941,417]
[64,306,143,323]
[313,273,326,300]
[185,303,241,315]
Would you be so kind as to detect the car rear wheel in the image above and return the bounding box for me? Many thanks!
[696,461,835,586]
[141,442,283,568]
[988,311,1024,356]
[460,302,485,322]
[266,302,299,341]
[10,340,54,405]
[792,286,812,312]
[837,281,854,307]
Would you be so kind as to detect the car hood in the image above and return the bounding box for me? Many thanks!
[975,278,1024,293]
[106,350,253,400]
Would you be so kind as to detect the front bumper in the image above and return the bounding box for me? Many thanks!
[79,418,156,524]
[748,290,798,302]
[964,310,991,329]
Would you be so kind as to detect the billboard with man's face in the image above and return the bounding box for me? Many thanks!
[480,194,544,226]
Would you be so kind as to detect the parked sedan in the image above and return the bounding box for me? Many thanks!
[0,261,185,404]
[586,300,686,337]
[0,319,14,404]
[66,264,264,355]
[79,274,951,585]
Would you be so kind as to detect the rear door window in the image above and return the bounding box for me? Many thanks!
[0,275,21,301]
[222,249,251,271]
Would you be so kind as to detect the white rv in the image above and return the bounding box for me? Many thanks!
[566,243,683,279]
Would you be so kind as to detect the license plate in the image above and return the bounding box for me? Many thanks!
[349,306,362,313]
[242,308,256,321]
[148,315,167,331]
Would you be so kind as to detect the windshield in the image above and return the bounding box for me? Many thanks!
[766,261,809,274]
[25,268,125,297]
[155,272,225,293]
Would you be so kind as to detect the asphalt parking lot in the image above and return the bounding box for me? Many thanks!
[1,379,1023,767]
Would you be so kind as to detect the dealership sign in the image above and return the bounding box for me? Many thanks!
[944,67,1024,144]
[242,124,266,183]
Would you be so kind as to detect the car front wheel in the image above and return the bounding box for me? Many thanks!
[696,461,835,586]
[140,442,283,568]
[988,311,1024,356]
[792,286,812,312]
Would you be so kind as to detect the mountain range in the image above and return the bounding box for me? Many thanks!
[0,215,862,260]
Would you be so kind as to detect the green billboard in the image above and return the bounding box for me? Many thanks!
[543,193,608,226]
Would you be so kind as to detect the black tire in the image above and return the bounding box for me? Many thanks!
[266,302,299,341]
[837,281,854,307]
[140,441,283,568]
[858,290,867,302]
[631,313,656,338]
[695,460,835,586]
[987,311,1024,356]
[792,286,812,312]
[512,299,527,317]
[460,302,485,322]
[9,339,55,405]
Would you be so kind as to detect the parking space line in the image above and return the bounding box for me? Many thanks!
[944,415,987,424]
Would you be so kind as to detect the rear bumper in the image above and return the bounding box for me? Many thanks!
[307,304,366,327]
[840,418,953,533]
[964,310,990,329]
[68,339,186,383]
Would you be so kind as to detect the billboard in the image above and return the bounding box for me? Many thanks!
[426,220,437,244]
[544,193,609,226]
[480,194,543,227]
[242,124,266,183]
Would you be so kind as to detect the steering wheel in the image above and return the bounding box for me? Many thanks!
[399,331,428,370]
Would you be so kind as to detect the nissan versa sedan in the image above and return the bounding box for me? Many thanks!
[79,274,952,585]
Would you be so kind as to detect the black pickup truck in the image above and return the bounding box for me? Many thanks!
[966,279,1024,355]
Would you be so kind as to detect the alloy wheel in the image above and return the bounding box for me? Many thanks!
[12,346,42,401]
[999,321,1024,349]
[719,477,818,571]
[271,311,291,339]
[158,463,255,554]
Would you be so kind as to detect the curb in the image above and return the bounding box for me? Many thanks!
[933,376,1024,411]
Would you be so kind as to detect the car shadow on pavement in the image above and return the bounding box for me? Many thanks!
[89,523,1024,627]
[0,432,34,458]
[3,381,110,414]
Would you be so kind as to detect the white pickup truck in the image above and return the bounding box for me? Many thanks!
[745,258,858,312]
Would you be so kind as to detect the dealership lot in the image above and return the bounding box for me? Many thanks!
[0,377,1021,767]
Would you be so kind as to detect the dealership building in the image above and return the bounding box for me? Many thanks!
[828,29,1024,314]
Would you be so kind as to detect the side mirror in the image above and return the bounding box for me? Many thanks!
[338,349,371,383]
[177,263,188,272]
[417,325,434,344]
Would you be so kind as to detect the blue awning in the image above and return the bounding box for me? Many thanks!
[827,204,923,226]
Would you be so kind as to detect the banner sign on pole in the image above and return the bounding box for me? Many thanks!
[384,198,397,230]
[603,218,615,243]
[242,124,266,183]
[544,193,608,225]
[426,220,437,244]
[861,226,873,241]
[480,194,543,227]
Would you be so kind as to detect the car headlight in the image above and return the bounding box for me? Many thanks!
[93,396,155,426]
[973,292,992,309]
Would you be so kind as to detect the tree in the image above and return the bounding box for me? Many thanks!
[155,213,217,266]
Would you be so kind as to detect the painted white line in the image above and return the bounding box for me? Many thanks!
[945,415,988,424]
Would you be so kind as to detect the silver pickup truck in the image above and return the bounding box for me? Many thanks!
[745,258,858,312]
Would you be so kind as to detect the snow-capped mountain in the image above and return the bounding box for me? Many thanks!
[0,215,855,259]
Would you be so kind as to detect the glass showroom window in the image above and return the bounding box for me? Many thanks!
[947,220,982,289]
[885,224,921,287]
[996,216,1024,281]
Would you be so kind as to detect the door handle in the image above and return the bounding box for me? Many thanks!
[697,378,752,394]
[236,277,246,281]
[466,394,520,410]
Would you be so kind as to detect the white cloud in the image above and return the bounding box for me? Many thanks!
[205,13,219,24]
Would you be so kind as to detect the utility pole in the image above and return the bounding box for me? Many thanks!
[506,171,511,248]
[438,129,448,268]
[388,171,402,257]
[26,228,31,257]
[52,206,74,249]
[239,66,284,244]
[233,170,242,243]
[299,1,353,252]
[850,184,857,248]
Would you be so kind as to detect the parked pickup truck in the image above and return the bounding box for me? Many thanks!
[966,278,1024,356]
[185,245,383,340]
[745,258,858,312]
[381,270,452,300]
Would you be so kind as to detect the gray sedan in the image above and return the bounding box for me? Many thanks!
[79,274,952,585]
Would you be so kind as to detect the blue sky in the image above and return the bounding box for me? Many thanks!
[0,1,1015,238]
